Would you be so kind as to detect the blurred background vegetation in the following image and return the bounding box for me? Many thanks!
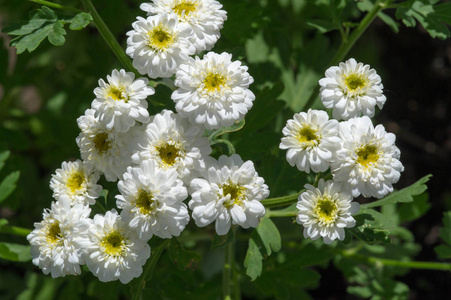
[0,0,450,299]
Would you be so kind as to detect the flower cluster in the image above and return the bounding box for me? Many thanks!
[28,0,270,284]
[280,58,404,244]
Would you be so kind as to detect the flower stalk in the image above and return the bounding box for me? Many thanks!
[338,248,451,272]
[80,0,140,78]
[300,0,389,112]
[29,0,83,13]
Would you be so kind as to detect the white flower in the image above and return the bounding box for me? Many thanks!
[50,159,102,206]
[296,179,359,244]
[77,209,151,284]
[319,58,386,120]
[76,109,136,182]
[131,110,211,181]
[91,69,154,132]
[172,52,255,129]
[126,13,195,79]
[27,197,91,278]
[141,0,227,53]
[279,109,341,173]
[189,155,269,235]
[116,160,189,241]
[331,116,404,198]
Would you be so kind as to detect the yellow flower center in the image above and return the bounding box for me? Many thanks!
[46,222,62,244]
[203,73,227,92]
[356,144,379,168]
[298,126,319,145]
[343,73,369,97]
[173,1,197,17]
[93,132,111,154]
[101,231,125,256]
[314,197,338,225]
[66,171,85,194]
[221,183,245,209]
[156,143,180,167]
[135,189,159,215]
[147,26,175,51]
[107,86,127,102]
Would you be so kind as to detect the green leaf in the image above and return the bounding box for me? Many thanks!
[361,174,431,209]
[306,19,338,33]
[240,83,285,134]
[244,217,281,280]
[3,6,93,54]
[434,244,451,259]
[295,243,333,267]
[0,242,31,262]
[48,22,66,46]
[395,0,450,39]
[398,192,431,223]
[0,171,20,203]
[435,2,451,24]
[0,150,10,172]
[439,211,451,245]
[435,211,451,259]
[208,119,245,141]
[69,12,93,30]
[348,213,391,245]
[378,11,400,33]
[100,189,109,207]
[169,239,202,271]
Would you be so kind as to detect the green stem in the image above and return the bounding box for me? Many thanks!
[94,201,107,214]
[330,0,387,66]
[267,210,297,218]
[29,0,83,13]
[339,249,451,272]
[299,0,388,112]
[80,0,140,77]
[261,190,303,208]
[223,230,234,300]
[132,240,171,300]
[0,225,32,237]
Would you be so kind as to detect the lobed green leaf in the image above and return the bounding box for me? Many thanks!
[3,6,93,54]
[348,212,391,244]
[0,242,31,262]
[244,217,281,280]
[69,12,93,30]
[395,0,450,39]
[361,174,431,209]
[0,171,20,203]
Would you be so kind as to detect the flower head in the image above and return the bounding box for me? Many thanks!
[279,109,341,173]
[189,155,269,235]
[27,197,91,278]
[296,180,359,244]
[116,160,189,241]
[172,52,255,129]
[319,58,386,120]
[331,116,404,198]
[50,159,102,206]
[141,0,227,53]
[76,109,137,182]
[77,210,151,284]
[126,13,195,78]
[131,110,211,181]
[91,69,154,132]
